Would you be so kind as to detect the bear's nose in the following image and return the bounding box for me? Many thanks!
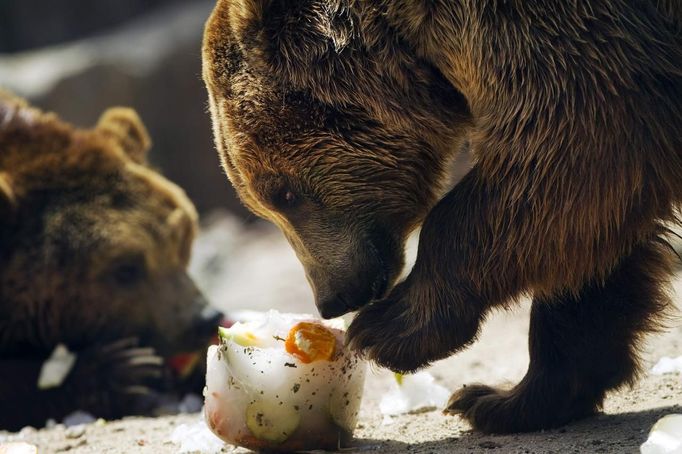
[195,305,224,335]
[318,294,353,319]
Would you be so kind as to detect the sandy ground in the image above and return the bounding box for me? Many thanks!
[2,220,681,453]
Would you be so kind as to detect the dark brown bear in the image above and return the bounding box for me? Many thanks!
[202,0,682,433]
[0,91,222,431]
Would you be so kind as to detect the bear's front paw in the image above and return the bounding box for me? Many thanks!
[346,283,451,373]
[347,279,483,373]
[68,338,165,417]
[346,297,422,373]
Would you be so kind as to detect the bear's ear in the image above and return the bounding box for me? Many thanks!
[260,0,354,63]
[97,108,151,164]
[0,89,37,131]
[226,0,270,35]
[0,172,17,218]
[220,0,352,52]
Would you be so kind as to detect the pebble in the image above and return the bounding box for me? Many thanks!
[64,425,85,439]
[55,438,86,452]
[479,440,502,449]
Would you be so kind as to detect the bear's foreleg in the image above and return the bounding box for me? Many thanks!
[445,239,671,433]
[347,167,522,371]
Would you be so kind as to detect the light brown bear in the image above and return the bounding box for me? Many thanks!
[0,90,222,430]
[202,0,682,434]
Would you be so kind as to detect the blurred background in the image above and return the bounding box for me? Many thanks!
[0,0,319,315]
[0,0,236,215]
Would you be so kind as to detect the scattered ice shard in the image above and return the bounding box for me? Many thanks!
[651,356,682,375]
[169,418,226,454]
[379,372,450,416]
[37,344,76,389]
[641,414,682,454]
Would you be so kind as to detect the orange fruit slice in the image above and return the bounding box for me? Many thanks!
[285,322,336,363]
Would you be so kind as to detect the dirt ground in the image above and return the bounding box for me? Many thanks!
[2,224,682,453]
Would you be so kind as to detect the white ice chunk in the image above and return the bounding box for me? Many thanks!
[0,443,38,454]
[641,414,682,454]
[651,357,682,375]
[169,418,226,454]
[379,372,450,416]
[37,344,76,389]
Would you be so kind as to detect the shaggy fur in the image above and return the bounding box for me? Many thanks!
[0,91,221,430]
[203,0,682,433]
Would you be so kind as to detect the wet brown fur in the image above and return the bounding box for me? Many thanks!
[203,0,682,433]
[0,90,218,430]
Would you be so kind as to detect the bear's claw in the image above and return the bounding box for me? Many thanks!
[346,294,431,373]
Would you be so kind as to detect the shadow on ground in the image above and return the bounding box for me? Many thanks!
[350,405,681,453]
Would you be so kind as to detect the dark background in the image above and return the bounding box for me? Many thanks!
[0,0,250,218]
[0,0,183,52]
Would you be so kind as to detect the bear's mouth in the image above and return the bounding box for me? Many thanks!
[367,232,392,302]
[328,237,389,316]
[370,253,389,300]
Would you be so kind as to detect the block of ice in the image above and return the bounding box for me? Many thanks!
[204,310,366,452]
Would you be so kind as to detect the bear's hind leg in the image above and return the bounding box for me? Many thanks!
[445,239,672,433]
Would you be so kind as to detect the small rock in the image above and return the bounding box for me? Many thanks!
[55,439,86,452]
[64,425,85,439]
[479,440,502,449]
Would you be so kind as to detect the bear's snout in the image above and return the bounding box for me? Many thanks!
[318,294,352,319]
[311,264,387,319]
[303,229,401,319]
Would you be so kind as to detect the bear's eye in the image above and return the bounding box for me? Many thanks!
[272,187,300,210]
[283,190,297,206]
[110,256,147,287]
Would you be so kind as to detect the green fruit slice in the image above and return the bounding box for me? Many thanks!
[218,326,261,347]
[246,400,300,444]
